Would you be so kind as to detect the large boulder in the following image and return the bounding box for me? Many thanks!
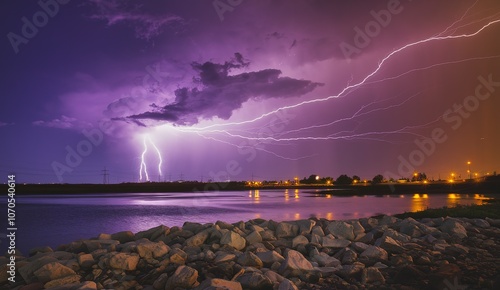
[327,221,355,240]
[165,265,199,289]
[256,251,285,265]
[375,236,405,254]
[361,267,385,284]
[135,225,170,241]
[279,250,313,276]
[221,231,246,250]
[198,278,243,290]
[296,219,316,235]
[245,230,263,245]
[322,236,351,249]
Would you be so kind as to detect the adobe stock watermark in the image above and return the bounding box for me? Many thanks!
[384,73,500,182]
[339,0,409,62]
[212,0,244,22]
[7,0,71,54]
[51,62,170,182]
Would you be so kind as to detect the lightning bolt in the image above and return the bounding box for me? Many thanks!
[139,135,163,182]
[183,18,500,131]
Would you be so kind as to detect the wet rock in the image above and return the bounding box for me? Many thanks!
[327,221,355,240]
[276,222,299,239]
[221,231,246,251]
[279,250,314,276]
[165,265,199,289]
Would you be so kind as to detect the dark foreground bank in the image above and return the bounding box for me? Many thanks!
[2,203,500,290]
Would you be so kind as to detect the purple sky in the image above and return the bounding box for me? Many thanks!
[1,0,500,184]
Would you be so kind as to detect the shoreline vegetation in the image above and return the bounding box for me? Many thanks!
[2,202,500,289]
[3,176,500,195]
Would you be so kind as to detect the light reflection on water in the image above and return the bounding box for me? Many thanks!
[7,190,495,253]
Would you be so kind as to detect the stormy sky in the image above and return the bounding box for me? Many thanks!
[1,0,500,183]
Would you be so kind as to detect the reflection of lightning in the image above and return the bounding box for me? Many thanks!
[139,135,163,182]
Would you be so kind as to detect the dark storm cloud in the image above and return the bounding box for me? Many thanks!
[127,53,323,125]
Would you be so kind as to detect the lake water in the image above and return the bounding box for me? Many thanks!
[2,189,494,254]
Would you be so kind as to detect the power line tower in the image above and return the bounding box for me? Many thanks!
[102,167,109,184]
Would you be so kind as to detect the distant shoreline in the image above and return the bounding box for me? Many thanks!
[3,178,500,195]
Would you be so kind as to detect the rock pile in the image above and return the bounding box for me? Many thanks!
[1,216,500,289]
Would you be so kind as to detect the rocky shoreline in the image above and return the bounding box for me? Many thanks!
[2,215,500,290]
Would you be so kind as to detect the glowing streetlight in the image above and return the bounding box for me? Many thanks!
[467,161,471,180]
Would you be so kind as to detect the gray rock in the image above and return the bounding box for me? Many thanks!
[327,221,355,240]
[183,222,205,234]
[296,219,316,235]
[276,222,299,239]
[311,225,325,237]
[214,251,236,263]
[292,235,309,248]
[311,252,340,267]
[351,242,370,252]
[135,225,169,241]
[256,250,285,265]
[260,230,277,241]
[153,273,169,290]
[185,229,211,247]
[361,267,385,284]
[337,262,365,278]
[110,231,135,243]
[278,279,299,290]
[472,218,490,228]
[379,215,399,226]
[279,250,314,276]
[264,270,285,284]
[108,253,140,271]
[33,262,76,283]
[238,272,273,290]
[165,265,199,289]
[221,231,246,250]
[237,251,263,268]
[440,219,467,238]
[347,220,365,237]
[197,278,243,290]
[136,239,170,259]
[360,246,388,260]
[322,237,351,249]
[77,254,95,268]
[245,231,263,245]
[43,274,82,288]
[375,236,405,254]
[341,248,358,264]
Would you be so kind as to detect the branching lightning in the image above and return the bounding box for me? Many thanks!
[138,14,500,167]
